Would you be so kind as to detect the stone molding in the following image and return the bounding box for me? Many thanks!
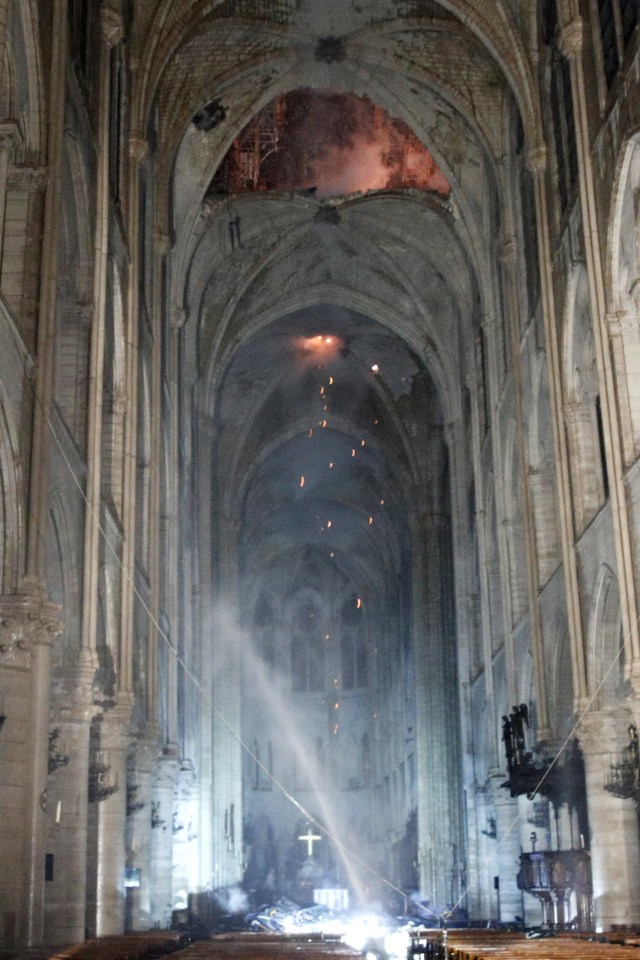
[7,165,47,190]
[0,594,63,665]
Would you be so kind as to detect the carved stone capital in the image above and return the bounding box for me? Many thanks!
[500,235,517,266]
[7,166,47,191]
[0,594,63,664]
[558,18,584,59]
[101,7,124,47]
[129,136,149,166]
[607,311,640,337]
[154,231,170,257]
[0,119,22,153]
[131,731,161,775]
[50,652,99,724]
[58,302,94,328]
[526,144,547,176]
[99,697,134,751]
[171,305,188,330]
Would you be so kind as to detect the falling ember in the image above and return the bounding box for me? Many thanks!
[373,418,379,425]
[369,516,373,525]
[379,498,385,505]
[329,376,334,385]
[300,476,305,488]
[327,520,333,528]
[322,419,327,428]
[371,364,379,373]
[326,635,332,642]
[332,723,339,736]
[334,702,340,710]
[330,551,335,557]
[356,598,362,609]
[320,387,325,396]
[329,462,334,469]
[361,439,366,447]
[323,404,328,411]
[352,449,356,457]
[333,677,339,688]
[308,429,313,438]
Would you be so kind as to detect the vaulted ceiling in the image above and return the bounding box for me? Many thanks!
[132,0,537,607]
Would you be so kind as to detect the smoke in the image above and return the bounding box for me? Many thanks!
[213,884,250,914]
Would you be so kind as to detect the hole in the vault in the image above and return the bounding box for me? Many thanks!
[207,89,450,200]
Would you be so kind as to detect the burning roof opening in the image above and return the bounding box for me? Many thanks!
[208,90,450,200]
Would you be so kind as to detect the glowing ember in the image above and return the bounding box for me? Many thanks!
[369,516,373,525]
[329,462,334,469]
[361,439,366,446]
[300,476,305,488]
[321,419,327,428]
[356,598,362,609]
[298,334,343,359]
[329,376,334,385]
[352,449,356,457]
[327,520,332,528]
[371,364,379,373]
[308,428,313,438]
[380,498,385,505]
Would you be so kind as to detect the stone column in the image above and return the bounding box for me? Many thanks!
[125,737,159,930]
[560,16,640,670]
[44,656,96,945]
[0,121,21,270]
[81,1,124,670]
[527,143,589,710]
[95,702,131,936]
[412,496,464,910]
[172,761,197,909]
[580,710,640,928]
[149,751,179,926]
[499,230,550,738]
[0,597,62,949]
[491,775,523,922]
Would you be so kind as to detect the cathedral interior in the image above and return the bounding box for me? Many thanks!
[3,0,640,950]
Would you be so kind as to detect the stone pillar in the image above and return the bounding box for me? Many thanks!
[95,702,131,936]
[469,786,496,921]
[44,655,96,945]
[0,596,62,949]
[172,761,197,909]
[491,775,522,922]
[580,711,640,929]
[149,751,179,926]
[500,231,550,738]
[125,736,159,930]
[412,497,464,910]
[0,121,21,270]
[560,16,640,670]
[527,143,589,710]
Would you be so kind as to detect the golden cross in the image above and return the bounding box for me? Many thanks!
[298,825,322,856]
